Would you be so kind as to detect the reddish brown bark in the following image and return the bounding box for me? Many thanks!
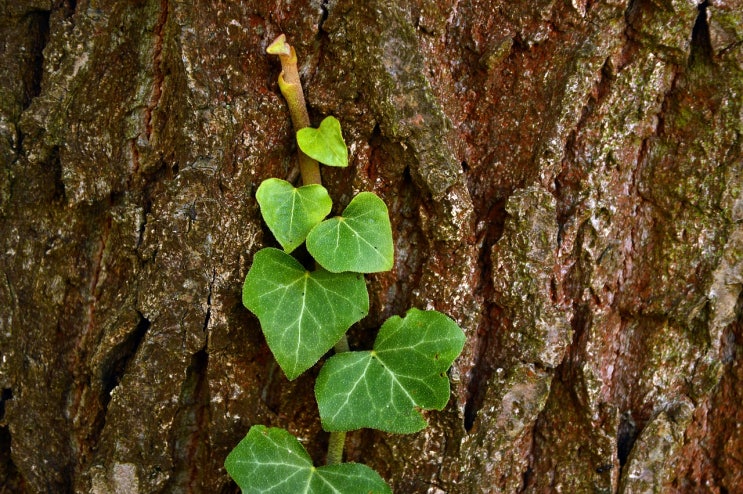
[1,0,740,492]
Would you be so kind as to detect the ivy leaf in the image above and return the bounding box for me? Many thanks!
[256,178,332,253]
[306,192,394,273]
[225,426,392,494]
[315,308,466,433]
[296,116,348,168]
[243,248,369,380]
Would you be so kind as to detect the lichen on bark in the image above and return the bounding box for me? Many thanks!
[491,185,571,368]
[322,0,462,200]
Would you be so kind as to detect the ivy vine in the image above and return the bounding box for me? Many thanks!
[225,35,465,493]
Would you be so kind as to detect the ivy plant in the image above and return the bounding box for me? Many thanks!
[306,192,394,273]
[225,426,390,493]
[256,179,331,253]
[242,247,368,380]
[226,34,465,493]
[316,308,465,434]
[296,115,349,168]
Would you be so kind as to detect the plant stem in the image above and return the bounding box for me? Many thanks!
[326,430,347,465]
[333,336,350,353]
[327,334,349,464]
[266,35,322,186]
[268,33,348,465]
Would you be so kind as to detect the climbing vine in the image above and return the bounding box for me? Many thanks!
[224,35,465,493]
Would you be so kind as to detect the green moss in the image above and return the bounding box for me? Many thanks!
[628,0,698,63]
[480,37,513,71]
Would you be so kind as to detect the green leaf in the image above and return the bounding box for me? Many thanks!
[243,248,369,380]
[296,116,348,168]
[256,178,332,253]
[315,308,466,433]
[306,192,394,273]
[225,426,392,494]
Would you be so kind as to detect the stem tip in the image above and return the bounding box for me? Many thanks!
[267,34,291,56]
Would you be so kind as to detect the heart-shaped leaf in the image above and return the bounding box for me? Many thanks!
[315,308,465,433]
[296,116,348,168]
[306,192,394,273]
[243,248,369,380]
[225,426,392,494]
[256,178,332,252]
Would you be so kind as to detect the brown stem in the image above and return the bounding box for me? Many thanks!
[267,35,322,185]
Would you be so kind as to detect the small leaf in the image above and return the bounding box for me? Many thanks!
[316,308,466,433]
[296,116,348,167]
[243,248,369,380]
[306,192,394,273]
[256,178,332,252]
[225,426,392,494]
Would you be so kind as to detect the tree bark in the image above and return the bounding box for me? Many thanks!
[1,0,741,493]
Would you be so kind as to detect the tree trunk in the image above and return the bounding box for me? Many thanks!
[1,0,741,492]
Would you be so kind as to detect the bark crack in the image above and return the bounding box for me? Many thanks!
[0,388,11,424]
[463,199,507,432]
[101,313,150,399]
[22,9,50,111]
[689,1,712,65]
[0,419,22,492]
[318,0,330,33]
[203,268,216,334]
[94,312,151,444]
[616,410,638,467]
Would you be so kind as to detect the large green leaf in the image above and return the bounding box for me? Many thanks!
[296,116,348,168]
[306,192,394,273]
[315,308,466,433]
[225,426,392,494]
[256,178,332,253]
[243,248,369,380]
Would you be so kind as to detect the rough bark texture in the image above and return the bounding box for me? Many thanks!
[1,0,741,493]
